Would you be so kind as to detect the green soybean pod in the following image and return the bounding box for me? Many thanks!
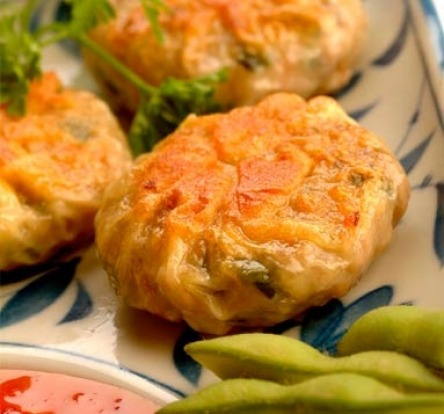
[337,306,444,370]
[185,333,444,392]
[157,373,444,413]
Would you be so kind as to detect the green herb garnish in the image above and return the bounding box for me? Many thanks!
[129,69,227,155]
[0,0,228,155]
[0,0,42,115]
[140,0,169,44]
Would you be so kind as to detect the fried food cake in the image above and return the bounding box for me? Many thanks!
[85,0,367,112]
[95,93,410,335]
[0,72,131,270]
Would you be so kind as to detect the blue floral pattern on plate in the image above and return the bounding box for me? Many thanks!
[0,0,443,396]
[0,259,83,328]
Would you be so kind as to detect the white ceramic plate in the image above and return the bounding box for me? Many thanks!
[1,0,443,398]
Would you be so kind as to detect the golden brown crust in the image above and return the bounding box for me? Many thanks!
[0,72,132,270]
[95,92,410,334]
[85,0,367,112]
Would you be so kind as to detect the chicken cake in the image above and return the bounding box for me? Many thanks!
[95,93,410,335]
[0,72,132,271]
[85,0,367,113]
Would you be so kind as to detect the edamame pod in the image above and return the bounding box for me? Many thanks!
[157,373,444,413]
[337,306,444,370]
[185,333,444,392]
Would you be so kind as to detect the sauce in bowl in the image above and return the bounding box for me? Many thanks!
[0,369,160,413]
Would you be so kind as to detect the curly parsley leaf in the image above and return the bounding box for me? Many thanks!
[0,0,42,115]
[129,69,228,156]
[66,0,115,35]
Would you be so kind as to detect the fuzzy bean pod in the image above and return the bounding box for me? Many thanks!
[185,333,444,392]
[337,306,444,370]
[157,373,444,413]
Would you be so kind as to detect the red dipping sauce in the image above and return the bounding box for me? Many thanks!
[0,370,160,414]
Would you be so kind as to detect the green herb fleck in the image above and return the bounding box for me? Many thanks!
[237,47,268,71]
[349,171,365,187]
[233,259,276,299]
[0,0,42,115]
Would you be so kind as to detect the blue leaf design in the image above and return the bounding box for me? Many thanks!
[0,260,72,286]
[173,327,203,385]
[54,0,72,22]
[421,0,444,72]
[395,109,420,154]
[372,5,410,66]
[300,300,344,349]
[399,300,415,306]
[326,285,394,348]
[395,78,426,155]
[30,2,45,32]
[434,182,444,267]
[0,258,80,329]
[58,280,93,324]
[420,175,433,188]
[54,0,81,56]
[409,107,420,125]
[300,285,394,354]
[332,71,363,99]
[399,131,434,174]
[347,100,378,121]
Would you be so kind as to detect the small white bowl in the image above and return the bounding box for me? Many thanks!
[0,343,179,408]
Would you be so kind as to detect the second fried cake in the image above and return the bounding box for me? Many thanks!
[85,0,367,112]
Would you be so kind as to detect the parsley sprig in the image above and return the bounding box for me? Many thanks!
[0,0,42,115]
[129,70,227,154]
[0,0,227,155]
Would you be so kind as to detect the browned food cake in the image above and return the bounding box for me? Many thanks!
[95,93,410,335]
[0,72,132,270]
[85,0,367,112]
